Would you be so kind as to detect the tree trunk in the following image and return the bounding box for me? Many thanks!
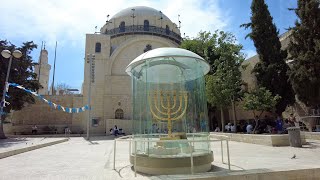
[221,107,225,132]
[232,100,237,132]
[0,120,7,139]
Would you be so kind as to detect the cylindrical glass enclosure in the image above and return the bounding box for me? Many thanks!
[126,47,212,174]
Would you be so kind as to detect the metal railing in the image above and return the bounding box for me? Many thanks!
[113,133,231,177]
[105,25,182,44]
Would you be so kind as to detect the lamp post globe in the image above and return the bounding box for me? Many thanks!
[1,50,11,59]
[12,50,23,58]
[1,49,22,59]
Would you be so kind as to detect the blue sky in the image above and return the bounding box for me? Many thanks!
[0,0,297,92]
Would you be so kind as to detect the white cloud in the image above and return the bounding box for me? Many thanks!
[0,0,229,49]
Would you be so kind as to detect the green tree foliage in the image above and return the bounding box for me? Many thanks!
[0,40,40,139]
[241,0,295,115]
[181,31,245,131]
[288,0,320,108]
[243,87,281,133]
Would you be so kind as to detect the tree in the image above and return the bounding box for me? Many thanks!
[54,83,74,95]
[243,87,281,132]
[288,0,320,108]
[180,31,219,75]
[181,31,245,131]
[0,40,40,139]
[241,0,295,115]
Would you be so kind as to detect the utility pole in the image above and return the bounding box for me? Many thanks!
[51,41,57,95]
[86,54,95,140]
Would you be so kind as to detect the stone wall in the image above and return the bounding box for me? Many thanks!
[5,95,85,135]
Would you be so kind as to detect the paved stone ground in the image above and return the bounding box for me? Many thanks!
[0,136,320,180]
[0,137,65,153]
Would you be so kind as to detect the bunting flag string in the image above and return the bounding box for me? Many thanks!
[7,83,90,113]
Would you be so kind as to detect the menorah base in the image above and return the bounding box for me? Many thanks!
[130,152,213,175]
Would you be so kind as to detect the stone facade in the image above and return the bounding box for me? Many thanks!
[81,6,181,135]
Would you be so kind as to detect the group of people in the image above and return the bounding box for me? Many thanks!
[216,114,299,134]
[109,125,125,136]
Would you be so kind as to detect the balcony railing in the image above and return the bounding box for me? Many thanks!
[105,25,182,44]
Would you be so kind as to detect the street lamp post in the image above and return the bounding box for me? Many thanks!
[0,50,23,123]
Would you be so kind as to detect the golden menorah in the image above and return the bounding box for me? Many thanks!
[148,90,188,137]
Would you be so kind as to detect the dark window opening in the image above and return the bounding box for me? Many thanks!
[119,21,125,32]
[144,20,149,31]
[165,25,170,35]
[95,42,101,53]
[92,118,99,127]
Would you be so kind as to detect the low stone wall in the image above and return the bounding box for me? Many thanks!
[211,132,306,146]
[0,138,68,159]
[154,168,320,180]
[302,132,320,140]
[5,125,83,135]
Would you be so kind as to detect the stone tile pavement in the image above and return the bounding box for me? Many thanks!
[0,136,320,180]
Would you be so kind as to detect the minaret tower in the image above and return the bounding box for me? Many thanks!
[35,44,51,95]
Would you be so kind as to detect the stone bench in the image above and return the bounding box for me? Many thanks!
[211,132,307,146]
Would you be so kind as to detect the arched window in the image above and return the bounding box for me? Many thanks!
[115,109,124,119]
[95,42,101,53]
[165,25,170,35]
[119,21,125,32]
[144,20,149,31]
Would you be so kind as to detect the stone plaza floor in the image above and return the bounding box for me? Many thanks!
[0,136,320,180]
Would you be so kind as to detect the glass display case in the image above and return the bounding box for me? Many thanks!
[126,47,212,174]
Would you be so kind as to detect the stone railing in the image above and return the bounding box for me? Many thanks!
[105,25,182,44]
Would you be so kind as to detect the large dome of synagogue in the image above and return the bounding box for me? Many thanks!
[100,6,181,44]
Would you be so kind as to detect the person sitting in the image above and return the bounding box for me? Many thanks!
[225,123,231,132]
[283,119,291,134]
[276,116,283,134]
[246,123,253,134]
[109,128,113,135]
[65,127,71,134]
[32,125,38,134]
[230,123,236,132]
[214,126,220,132]
[113,125,119,136]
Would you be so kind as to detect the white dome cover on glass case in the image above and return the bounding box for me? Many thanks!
[126,47,210,82]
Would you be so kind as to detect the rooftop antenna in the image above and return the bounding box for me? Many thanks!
[94,26,98,34]
[106,14,110,23]
[51,41,57,95]
[105,14,112,33]
[178,14,181,29]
